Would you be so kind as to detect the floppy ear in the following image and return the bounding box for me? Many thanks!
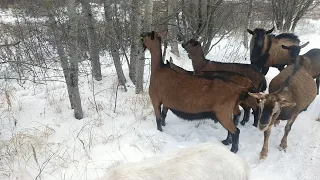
[300,41,309,49]
[247,29,254,35]
[248,92,266,100]
[266,27,274,34]
[282,45,290,50]
[279,99,296,107]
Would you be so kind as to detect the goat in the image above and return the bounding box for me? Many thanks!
[281,42,320,94]
[247,27,300,75]
[249,63,317,159]
[181,38,266,127]
[141,30,255,152]
[100,143,250,180]
[162,58,260,126]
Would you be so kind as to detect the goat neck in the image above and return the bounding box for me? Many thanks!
[188,44,208,71]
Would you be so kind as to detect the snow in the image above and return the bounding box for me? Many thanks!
[1,15,320,180]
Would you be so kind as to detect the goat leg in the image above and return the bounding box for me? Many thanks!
[240,107,250,126]
[277,65,285,72]
[153,103,163,131]
[279,114,297,152]
[316,77,319,95]
[230,128,240,153]
[260,126,271,159]
[252,109,259,127]
[161,107,168,126]
[222,131,232,145]
[261,67,269,75]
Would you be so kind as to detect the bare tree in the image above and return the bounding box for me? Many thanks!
[271,0,317,31]
[66,0,84,119]
[103,0,127,89]
[129,0,143,85]
[135,0,154,94]
[243,0,253,48]
[80,0,102,81]
[168,0,180,57]
[47,12,75,109]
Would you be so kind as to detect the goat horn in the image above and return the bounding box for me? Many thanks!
[300,41,309,49]
[248,92,266,99]
[266,27,274,34]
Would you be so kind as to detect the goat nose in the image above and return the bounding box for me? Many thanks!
[256,40,263,46]
[258,124,268,131]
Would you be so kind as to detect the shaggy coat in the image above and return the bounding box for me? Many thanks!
[100,143,250,180]
[249,63,317,159]
[247,27,300,75]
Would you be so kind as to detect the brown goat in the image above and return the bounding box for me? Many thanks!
[161,59,259,126]
[249,63,317,159]
[141,30,255,153]
[181,39,266,127]
[247,27,300,75]
[281,43,320,94]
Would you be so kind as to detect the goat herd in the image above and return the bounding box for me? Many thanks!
[101,28,320,180]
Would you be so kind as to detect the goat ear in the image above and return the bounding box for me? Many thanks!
[266,27,274,34]
[158,29,168,39]
[282,45,290,50]
[279,99,296,107]
[248,92,266,100]
[300,41,309,49]
[247,29,254,35]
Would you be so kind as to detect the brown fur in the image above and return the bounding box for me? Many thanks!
[182,39,266,126]
[249,64,317,159]
[248,28,300,73]
[183,40,266,91]
[141,31,254,153]
[290,49,320,78]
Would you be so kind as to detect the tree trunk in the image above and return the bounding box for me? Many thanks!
[67,0,83,119]
[103,0,127,88]
[135,0,153,94]
[130,0,143,85]
[48,12,75,109]
[80,0,102,81]
[243,0,253,49]
[168,0,179,57]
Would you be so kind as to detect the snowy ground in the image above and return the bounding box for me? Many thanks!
[1,18,320,180]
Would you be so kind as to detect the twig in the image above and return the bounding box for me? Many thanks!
[0,41,21,48]
[114,83,119,113]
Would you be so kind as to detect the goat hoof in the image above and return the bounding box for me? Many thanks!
[157,126,163,132]
[253,123,258,127]
[260,154,267,160]
[221,139,231,145]
[161,121,166,126]
[230,146,238,153]
[240,120,246,126]
[279,145,287,152]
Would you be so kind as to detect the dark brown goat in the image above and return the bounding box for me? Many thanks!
[281,43,320,94]
[181,39,266,127]
[141,30,255,153]
[249,63,317,159]
[247,27,300,75]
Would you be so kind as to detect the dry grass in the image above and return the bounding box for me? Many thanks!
[125,92,153,120]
